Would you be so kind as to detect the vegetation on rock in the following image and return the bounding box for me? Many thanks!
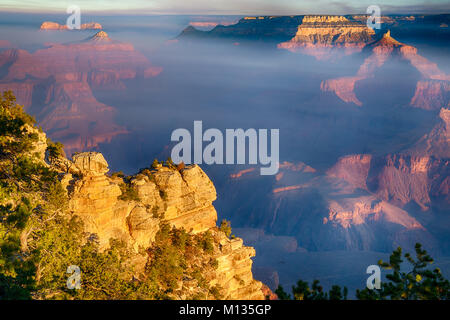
[146,223,222,299]
[356,243,449,300]
[219,219,232,239]
[118,177,140,202]
[0,91,227,300]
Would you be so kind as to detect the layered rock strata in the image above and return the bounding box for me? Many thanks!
[278,15,376,60]
[321,31,450,107]
[55,151,264,300]
[0,31,162,154]
[40,21,102,30]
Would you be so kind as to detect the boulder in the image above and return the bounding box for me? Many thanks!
[72,152,109,176]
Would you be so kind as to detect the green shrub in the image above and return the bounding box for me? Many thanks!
[110,171,125,179]
[145,223,223,299]
[197,231,214,254]
[275,279,348,301]
[356,243,450,300]
[165,157,176,169]
[151,158,159,169]
[46,140,65,159]
[151,205,163,219]
[159,190,168,200]
[219,219,232,239]
[0,90,37,155]
[118,180,139,202]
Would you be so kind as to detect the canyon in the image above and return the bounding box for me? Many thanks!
[0,13,448,294]
[223,91,448,254]
[0,30,162,155]
[192,16,449,260]
[227,154,444,253]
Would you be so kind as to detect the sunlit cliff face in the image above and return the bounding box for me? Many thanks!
[278,16,376,60]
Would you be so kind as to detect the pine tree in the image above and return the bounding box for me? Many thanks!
[357,243,450,300]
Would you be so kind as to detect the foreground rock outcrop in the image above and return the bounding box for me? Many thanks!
[0,95,266,300]
[53,151,265,300]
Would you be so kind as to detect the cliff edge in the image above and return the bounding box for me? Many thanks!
[52,150,265,299]
[0,91,266,300]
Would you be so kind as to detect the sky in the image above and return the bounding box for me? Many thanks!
[0,0,449,15]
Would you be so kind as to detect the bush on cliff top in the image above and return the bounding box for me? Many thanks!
[146,223,222,299]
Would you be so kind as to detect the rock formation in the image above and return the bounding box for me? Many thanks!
[225,151,446,252]
[321,195,433,251]
[321,31,450,107]
[40,21,102,30]
[0,31,162,154]
[410,80,450,110]
[369,155,432,210]
[2,110,266,300]
[278,16,376,60]
[188,21,238,30]
[2,31,162,88]
[325,195,423,231]
[0,81,35,108]
[409,108,450,158]
[55,151,265,299]
[88,30,111,42]
[327,153,448,211]
[178,16,303,43]
[326,155,372,191]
